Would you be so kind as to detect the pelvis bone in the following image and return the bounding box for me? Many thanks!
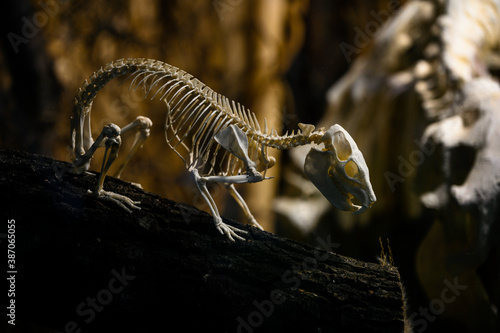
[304,125,376,214]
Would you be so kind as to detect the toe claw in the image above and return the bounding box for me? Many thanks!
[249,218,264,230]
[215,220,247,242]
[91,189,141,212]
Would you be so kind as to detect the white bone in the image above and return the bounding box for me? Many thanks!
[226,184,263,230]
[192,169,247,242]
[304,125,376,214]
[70,58,376,242]
[298,123,315,137]
[214,124,257,171]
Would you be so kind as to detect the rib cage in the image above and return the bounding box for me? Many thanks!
[127,61,256,174]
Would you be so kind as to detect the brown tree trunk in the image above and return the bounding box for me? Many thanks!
[1,149,406,333]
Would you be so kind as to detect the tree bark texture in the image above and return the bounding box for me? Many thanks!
[1,150,406,333]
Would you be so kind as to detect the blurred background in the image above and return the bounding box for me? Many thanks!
[0,0,498,332]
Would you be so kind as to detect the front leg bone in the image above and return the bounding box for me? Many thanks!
[192,169,247,242]
[200,172,265,184]
[226,184,264,230]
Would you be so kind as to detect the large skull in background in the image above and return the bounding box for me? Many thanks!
[304,125,376,214]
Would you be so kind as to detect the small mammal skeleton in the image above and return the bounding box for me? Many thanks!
[70,58,376,241]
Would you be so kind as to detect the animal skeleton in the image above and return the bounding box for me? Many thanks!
[70,58,376,241]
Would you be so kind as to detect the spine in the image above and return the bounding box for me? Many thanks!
[257,130,324,150]
[73,58,174,110]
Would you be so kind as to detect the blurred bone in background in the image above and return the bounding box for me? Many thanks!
[0,0,498,332]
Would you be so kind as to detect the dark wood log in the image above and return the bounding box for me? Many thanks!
[0,149,406,333]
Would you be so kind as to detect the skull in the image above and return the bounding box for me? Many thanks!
[304,124,376,214]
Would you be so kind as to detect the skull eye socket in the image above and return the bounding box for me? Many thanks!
[333,132,352,161]
[345,160,359,178]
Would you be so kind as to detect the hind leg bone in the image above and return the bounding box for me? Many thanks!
[113,116,153,179]
[72,122,146,213]
[92,124,141,212]
[94,133,141,213]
